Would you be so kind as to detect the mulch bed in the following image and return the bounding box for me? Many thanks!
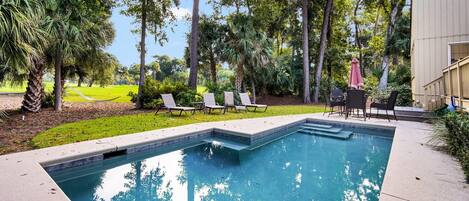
[0,102,148,155]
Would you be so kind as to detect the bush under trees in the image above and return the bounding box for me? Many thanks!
[128,78,200,109]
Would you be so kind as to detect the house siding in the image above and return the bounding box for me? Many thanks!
[411,0,469,105]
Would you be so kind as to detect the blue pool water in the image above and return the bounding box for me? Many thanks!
[49,125,393,201]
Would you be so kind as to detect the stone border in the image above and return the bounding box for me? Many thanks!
[0,114,467,201]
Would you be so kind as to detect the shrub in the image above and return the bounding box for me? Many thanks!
[205,82,235,105]
[41,92,55,108]
[431,112,469,182]
[366,84,412,106]
[128,78,200,109]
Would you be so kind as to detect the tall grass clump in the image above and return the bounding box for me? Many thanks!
[430,112,469,182]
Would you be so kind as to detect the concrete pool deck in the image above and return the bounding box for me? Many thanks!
[0,114,468,201]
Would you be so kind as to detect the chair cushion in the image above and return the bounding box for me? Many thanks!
[169,107,195,111]
[206,105,225,109]
[235,106,247,110]
[246,104,267,108]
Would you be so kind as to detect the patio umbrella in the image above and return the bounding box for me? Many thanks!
[348,58,364,89]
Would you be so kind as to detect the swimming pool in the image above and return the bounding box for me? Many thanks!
[48,122,393,201]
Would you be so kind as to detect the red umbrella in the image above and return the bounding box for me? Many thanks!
[349,58,364,89]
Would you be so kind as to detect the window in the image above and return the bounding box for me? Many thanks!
[449,42,469,65]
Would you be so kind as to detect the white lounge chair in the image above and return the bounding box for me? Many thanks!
[203,93,226,114]
[156,94,196,116]
[224,92,246,112]
[239,93,268,112]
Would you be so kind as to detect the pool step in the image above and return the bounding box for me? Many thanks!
[303,123,333,129]
[202,138,249,151]
[300,126,342,133]
[298,129,353,140]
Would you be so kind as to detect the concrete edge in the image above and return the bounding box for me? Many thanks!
[0,113,467,201]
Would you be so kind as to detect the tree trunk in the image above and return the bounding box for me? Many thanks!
[22,58,45,113]
[88,80,94,87]
[326,14,333,97]
[235,61,244,92]
[54,52,63,111]
[60,71,65,96]
[209,50,217,84]
[188,0,200,90]
[77,78,82,87]
[313,0,333,103]
[135,161,142,200]
[136,0,147,109]
[249,65,256,104]
[392,53,399,65]
[353,0,364,77]
[302,0,311,104]
[378,0,404,90]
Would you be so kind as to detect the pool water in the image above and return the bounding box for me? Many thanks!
[49,127,393,201]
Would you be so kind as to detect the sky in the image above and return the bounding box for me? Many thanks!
[106,1,213,67]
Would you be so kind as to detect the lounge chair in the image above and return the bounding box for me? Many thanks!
[203,93,226,114]
[156,94,196,116]
[369,91,398,121]
[323,88,345,116]
[224,92,247,112]
[239,93,268,112]
[345,89,367,121]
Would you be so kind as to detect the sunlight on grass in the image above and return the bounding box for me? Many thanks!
[64,85,137,103]
[1,83,206,103]
[0,82,54,93]
[32,105,324,148]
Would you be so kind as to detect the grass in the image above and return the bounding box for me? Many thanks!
[64,85,137,102]
[1,83,207,103]
[0,82,54,93]
[32,105,324,148]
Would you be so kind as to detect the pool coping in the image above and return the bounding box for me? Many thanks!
[0,113,468,201]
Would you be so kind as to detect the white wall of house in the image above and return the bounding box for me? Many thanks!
[411,0,469,106]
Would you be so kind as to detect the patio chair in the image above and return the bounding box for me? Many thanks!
[239,93,268,112]
[156,94,196,116]
[345,89,367,121]
[203,93,226,114]
[224,92,247,112]
[369,91,398,121]
[323,88,345,116]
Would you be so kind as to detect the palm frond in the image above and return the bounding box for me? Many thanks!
[0,110,8,123]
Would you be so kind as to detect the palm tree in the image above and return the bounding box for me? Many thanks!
[43,1,88,111]
[246,32,272,103]
[195,16,225,85]
[0,0,48,112]
[43,0,114,111]
[222,14,256,92]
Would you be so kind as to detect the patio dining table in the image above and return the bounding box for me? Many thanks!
[344,89,368,121]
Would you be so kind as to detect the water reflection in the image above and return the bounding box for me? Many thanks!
[56,133,392,201]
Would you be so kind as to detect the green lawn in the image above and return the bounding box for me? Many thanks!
[0,82,54,93]
[1,83,207,103]
[32,105,324,148]
[64,85,137,102]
